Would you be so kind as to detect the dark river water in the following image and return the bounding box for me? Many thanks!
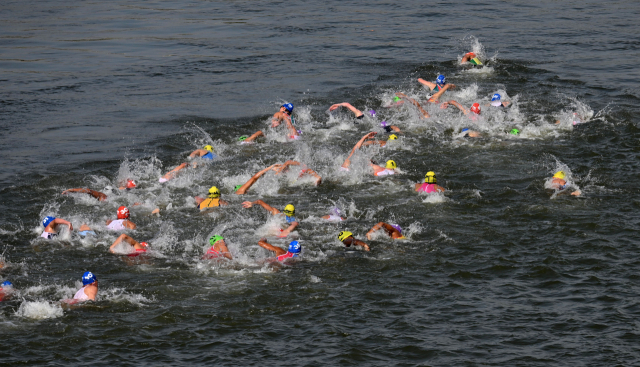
[2,0,640,365]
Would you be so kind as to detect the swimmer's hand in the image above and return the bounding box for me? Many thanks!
[440,102,450,109]
[571,190,581,196]
[151,208,160,215]
[365,132,377,139]
[277,230,290,238]
[242,201,254,208]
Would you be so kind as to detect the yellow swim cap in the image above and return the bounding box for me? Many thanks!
[204,145,214,152]
[553,171,566,179]
[388,134,398,141]
[425,171,436,183]
[208,186,221,198]
[338,231,353,242]
[284,204,295,216]
[385,160,397,169]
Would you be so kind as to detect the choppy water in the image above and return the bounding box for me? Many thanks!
[2,0,640,365]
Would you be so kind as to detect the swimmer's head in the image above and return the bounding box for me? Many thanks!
[391,224,402,234]
[288,240,301,254]
[330,207,342,217]
[139,242,149,248]
[385,160,397,169]
[234,184,242,192]
[208,186,221,198]
[126,179,137,189]
[388,134,398,141]
[81,271,97,286]
[381,121,388,128]
[338,231,353,242]
[436,75,446,85]
[238,135,248,141]
[425,171,437,183]
[510,128,520,135]
[204,145,214,152]
[491,93,501,101]
[553,171,566,179]
[284,204,295,217]
[461,128,470,133]
[282,103,294,113]
[117,206,130,219]
[209,235,224,246]
[1,281,13,288]
[393,96,402,102]
[470,103,481,115]
[42,216,56,228]
[369,110,376,117]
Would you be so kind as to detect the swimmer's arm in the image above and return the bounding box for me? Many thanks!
[216,241,233,260]
[414,183,422,192]
[50,218,73,232]
[271,111,284,127]
[110,234,138,253]
[123,220,137,230]
[194,196,205,205]
[389,125,401,133]
[342,132,377,168]
[461,52,475,64]
[219,199,229,206]
[436,185,446,192]
[235,164,278,195]
[188,149,207,158]
[63,188,106,200]
[428,84,454,103]
[258,238,287,256]
[279,221,299,237]
[366,222,385,240]
[417,78,436,90]
[329,102,364,118]
[162,162,189,180]
[299,168,322,186]
[242,199,280,215]
[396,93,430,118]
[274,160,301,174]
[361,140,385,147]
[284,115,298,136]
[446,100,469,115]
[352,238,370,251]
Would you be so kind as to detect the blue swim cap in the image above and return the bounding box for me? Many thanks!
[81,271,97,286]
[282,103,294,113]
[1,281,12,288]
[462,128,469,132]
[492,93,501,101]
[42,216,55,228]
[436,75,446,85]
[288,240,301,253]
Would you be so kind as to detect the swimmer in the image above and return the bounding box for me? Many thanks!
[257,239,301,262]
[77,224,97,237]
[548,171,581,196]
[106,206,137,230]
[461,52,483,66]
[243,103,299,143]
[242,201,299,237]
[394,92,430,118]
[273,160,322,186]
[417,75,456,102]
[460,128,481,138]
[195,186,229,210]
[322,207,346,222]
[0,281,14,302]
[40,216,73,240]
[442,100,482,120]
[189,145,217,160]
[366,222,406,240]
[72,271,98,302]
[235,164,280,195]
[118,179,137,190]
[337,231,370,251]
[109,233,149,255]
[415,171,446,193]
[203,235,232,260]
[362,134,399,148]
[341,132,398,175]
[329,102,365,120]
[380,121,402,134]
[555,112,588,126]
[487,93,510,108]
[159,162,189,182]
[62,188,107,201]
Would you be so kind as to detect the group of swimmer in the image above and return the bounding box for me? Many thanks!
[1,49,583,305]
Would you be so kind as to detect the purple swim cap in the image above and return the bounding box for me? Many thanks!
[381,121,388,127]
[391,224,402,233]
[369,110,376,117]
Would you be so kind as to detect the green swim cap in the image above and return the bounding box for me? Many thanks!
[209,235,224,245]
[234,184,242,192]
[393,96,401,102]
[510,128,520,135]
[238,135,248,141]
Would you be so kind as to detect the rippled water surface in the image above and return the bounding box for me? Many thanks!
[2,0,640,365]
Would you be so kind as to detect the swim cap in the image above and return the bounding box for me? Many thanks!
[369,110,376,116]
[338,231,353,242]
[234,184,242,192]
[139,242,149,248]
[204,145,214,152]
[470,103,481,115]
[42,216,56,228]
[209,235,224,246]
[553,171,566,179]
[391,224,402,234]
[388,134,398,141]
[510,128,520,135]
[1,281,12,288]
[461,128,470,133]
[385,160,397,169]
[283,204,295,216]
[126,179,137,189]
[238,136,248,141]
[282,103,294,113]
[436,75,446,85]
[381,121,388,127]
[330,207,342,217]
[288,240,301,253]
[491,93,501,101]
[393,96,401,102]
[117,206,130,219]
[81,271,97,286]
[208,186,221,198]
[425,171,436,183]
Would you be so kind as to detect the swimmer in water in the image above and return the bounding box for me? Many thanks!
[415,171,446,193]
[548,171,581,196]
[189,145,217,160]
[203,235,233,260]
[159,162,189,182]
[159,146,217,183]
[322,207,346,222]
[341,132,398,175]
[195,186,229,210]
[77,224,97,238]
[73,271,98,302]
[242,201,299,238]
[118,179,137,190]
[109,233,149,255]
[329,102,365,120]
[417,74,456,102]
[461,52,483,66]
[555,112,588,126]
[487,93,510,108]
[235,164,280,195]
[0,281,15,302]
[442,100,482,121]
[460,128,481,138]
[380,121,402,134]
[106,206,137,230]
[273,160,322,186]
[393,92,430,118]
[257,239,301,262]
[62,188,107,201]
[362,134,399,148]
[242,103,299,143]
[40,216,73,240]
[337,231,370,251]
[366,222,406,240]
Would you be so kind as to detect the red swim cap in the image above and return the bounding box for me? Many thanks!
[126,179,136,189]
[470,103,481,115]
[117,206,130,219]
[139,242,148,248]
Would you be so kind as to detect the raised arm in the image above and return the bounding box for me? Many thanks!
[274,160,301,174]
[329,102,364,119]
[284,116,299,137]
[216,240,233,260]
[109,234,141,253]
[235,164,278,195]
[299,168,322,186]
[189,149,207,158]
[258,238,287,256]
[242,199,280,215]
[396,93,430,118]
[417,78,436,90]
[342,132,377,169]
[62,188,107,201]
[366,222,386,239]
[461,52,475,64]
[427,84,454,103]
[50,218,73,232]
[444,100,469,115]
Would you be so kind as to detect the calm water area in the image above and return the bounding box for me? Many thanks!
[1,0,640,365]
